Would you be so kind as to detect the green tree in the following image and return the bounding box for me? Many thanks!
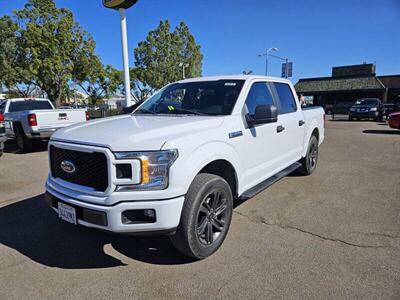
[76,59,121,106]
[0,15,35,96]
[13,0,97,106]
[129,68,153,102]
[133,20,203,90]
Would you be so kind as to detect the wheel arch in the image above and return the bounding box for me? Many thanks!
[301,123,320,157]
[198,159,239,198]
[176,141,242,198]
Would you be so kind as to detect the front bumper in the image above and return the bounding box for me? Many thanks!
[349,111,379,119]
[388,118,400,129]
[45,184,184,234]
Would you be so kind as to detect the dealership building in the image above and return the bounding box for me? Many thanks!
[295,63,400,107]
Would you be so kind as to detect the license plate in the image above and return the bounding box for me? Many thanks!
[58,202,77,225]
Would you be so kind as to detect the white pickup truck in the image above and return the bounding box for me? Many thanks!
[45,75,325,258]
[0,112,6,156]
[0,98,89,152]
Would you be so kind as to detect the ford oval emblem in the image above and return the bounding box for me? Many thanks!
[61,160,76,174]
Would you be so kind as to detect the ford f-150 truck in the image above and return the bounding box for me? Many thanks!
[45,75,325,258]
[1,98,89,152]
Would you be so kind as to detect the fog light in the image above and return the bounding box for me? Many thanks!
[121,209,156,224]
[144,209,155,219]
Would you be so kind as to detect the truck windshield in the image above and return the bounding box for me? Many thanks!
[134,80,245,116]
[8,100,53,112]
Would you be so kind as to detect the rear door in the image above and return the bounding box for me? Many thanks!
[272,82,305,165]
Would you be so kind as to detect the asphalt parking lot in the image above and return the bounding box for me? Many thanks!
[0,119,399,299]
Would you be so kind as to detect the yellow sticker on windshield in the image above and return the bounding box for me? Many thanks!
[168,106,175,111]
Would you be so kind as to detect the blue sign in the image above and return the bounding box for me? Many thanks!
[281,62,293,78]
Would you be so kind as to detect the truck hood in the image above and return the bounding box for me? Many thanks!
[51,114,224,151]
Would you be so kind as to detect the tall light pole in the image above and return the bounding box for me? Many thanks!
[179,63,189,79]
[103,0,139,107]
[258,47,278,76]
[119,8,131,107]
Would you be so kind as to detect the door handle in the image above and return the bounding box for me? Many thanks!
[276,125,285,133]
[299,120,305,126]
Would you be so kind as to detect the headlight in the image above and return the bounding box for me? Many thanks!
[114,149,178,191]
[369,107,377,111]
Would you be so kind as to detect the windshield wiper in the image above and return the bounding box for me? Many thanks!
[172,108,208,116]
[134,109,156,115]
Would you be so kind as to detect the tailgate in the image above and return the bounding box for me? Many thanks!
[34,109,87,129]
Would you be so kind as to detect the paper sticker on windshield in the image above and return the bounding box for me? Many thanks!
[225,82,237,86]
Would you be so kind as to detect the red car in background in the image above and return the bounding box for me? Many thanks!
[388,112,400,129]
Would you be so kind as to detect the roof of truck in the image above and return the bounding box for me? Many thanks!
[178,75,293,84]
[6,98,50,102]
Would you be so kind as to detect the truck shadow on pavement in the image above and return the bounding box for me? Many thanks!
[0,194,195,269]
[4,141,48,154]
[362,129,400,135]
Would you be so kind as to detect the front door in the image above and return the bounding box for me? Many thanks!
[235,81,283,192]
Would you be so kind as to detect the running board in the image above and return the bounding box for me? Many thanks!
[240,162,302,200]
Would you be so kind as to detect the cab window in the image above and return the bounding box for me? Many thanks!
[8,100,53,112]
[274,83,297,114]
[244,82,275,115]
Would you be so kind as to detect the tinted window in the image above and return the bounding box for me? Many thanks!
[135,80,245,116]
[359,99,380,106]
[0,102,5,113]
[244,82,275,115]
[8,100,53,112]
[274,83,297,114]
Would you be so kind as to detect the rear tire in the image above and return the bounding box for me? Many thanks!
[170,173,233,259]
[15,125,32,153]
[298,135,319,175]
[348,116,353,121]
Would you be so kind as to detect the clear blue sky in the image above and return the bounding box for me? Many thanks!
[1,0,399,83]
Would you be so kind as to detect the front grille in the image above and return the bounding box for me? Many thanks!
[50,145,109,192]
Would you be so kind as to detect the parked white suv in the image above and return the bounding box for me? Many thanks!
[45,75,325,258]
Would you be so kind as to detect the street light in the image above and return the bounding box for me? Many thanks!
[179,63,189,79]
[103,0,139,107]
[257,47,278,76]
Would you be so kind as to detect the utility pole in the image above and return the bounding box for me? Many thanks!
[179,63,189,79]
[119,8,131,107]
[269,53,290,79]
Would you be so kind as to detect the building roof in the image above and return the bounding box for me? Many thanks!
[378,75,400,89]
[295,76,385,93]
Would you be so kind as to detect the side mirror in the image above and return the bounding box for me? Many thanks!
[246,104,278,126]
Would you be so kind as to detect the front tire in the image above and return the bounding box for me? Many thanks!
[170,173,233,259]
[298,135,319,175]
